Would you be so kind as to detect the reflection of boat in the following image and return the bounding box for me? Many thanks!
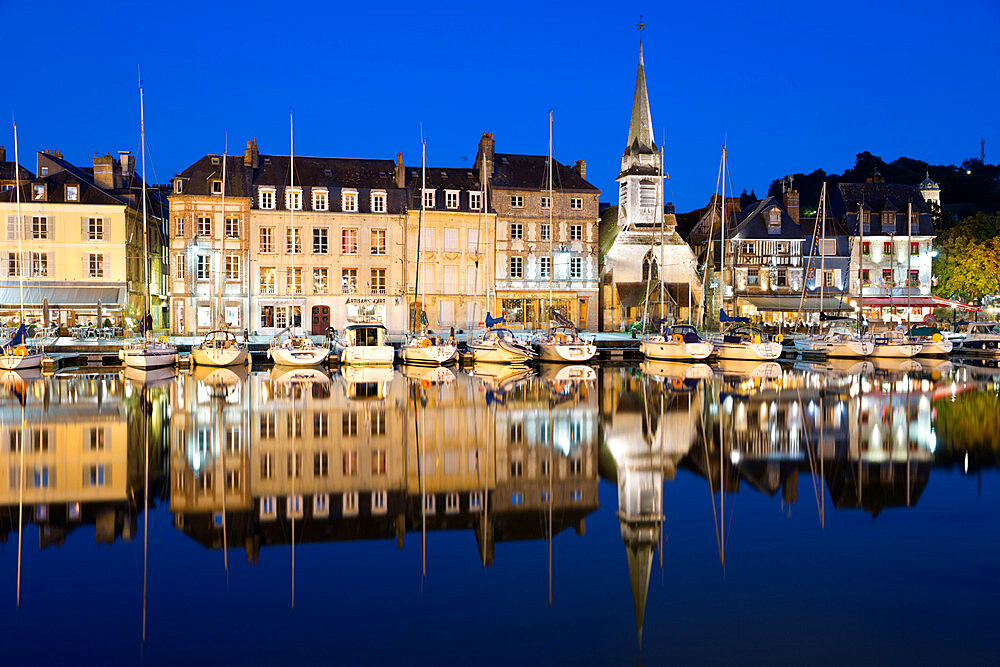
[871,357,922,374]
[538,363,598,383]
[641,324,713,361]
[914,358,953,375]
[268,366,332,385]
[191,330,249,367]
[340,365,394,400]
[641,360,713,381]
[0,367,43,384]
[470,362,535,392]
[123,366,176,388]
[192,363,249,387]
[794,358,874,378]
[714,359,783,379]
[401,364,456,385]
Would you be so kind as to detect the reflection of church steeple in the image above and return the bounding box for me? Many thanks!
[619,510,659,650]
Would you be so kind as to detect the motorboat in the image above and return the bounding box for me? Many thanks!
[400,333,457,366]
[906,325,953,356]
[710,325,782,361]
[268,331,331,367]
[793,326,874,358]
[121,336,178,370]
[952,322,1000,356]
[640,324,713,361]
[0,324,43,371]
[870,330,922,358]
[469,327,536,364]
[533,326,596,363]
[191,329,249,367]
[335,321,394,366]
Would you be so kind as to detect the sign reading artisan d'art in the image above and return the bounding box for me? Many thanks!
[345,297,386,305]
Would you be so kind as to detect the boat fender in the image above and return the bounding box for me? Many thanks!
[753,334,761,344]
[421,379,430,389]
[158,335,168,344]
[14,346,27,357]
[670,377,684,389]
[421,338,431,348]
[775,334,784,343]
[671,334,683,343]
[931,333,942,342]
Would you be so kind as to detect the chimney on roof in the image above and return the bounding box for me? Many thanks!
[93,153,120,190]
[244,137,259,168]
[783,189,800,224]
[474,132,495,179]
[119,151,134,177]
[573,159,587,180]
[394,152,405,188]
[0,146,4,162]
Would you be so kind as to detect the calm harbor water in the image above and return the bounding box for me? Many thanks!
[1,359,998,665]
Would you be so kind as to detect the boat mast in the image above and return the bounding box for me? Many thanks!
[12,121,24,329]
[547,110,554,326]
[819,182,827,327]
[414,136,425,334]
[218,140,227,329]
[658,142,664,330]
[289,109,295,335]
[701,151,724,330]
[719,145,728,323]
[858,203,865,334]
[140,80,151,338]
[906,201,912,326]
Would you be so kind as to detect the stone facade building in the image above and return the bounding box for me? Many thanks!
[0,150,168,329]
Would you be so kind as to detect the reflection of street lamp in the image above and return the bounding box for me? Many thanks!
[930,250,939,258]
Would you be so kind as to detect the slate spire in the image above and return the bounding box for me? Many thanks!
[625,44,656,155]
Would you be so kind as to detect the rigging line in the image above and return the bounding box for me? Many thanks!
[696,385,722,559]
[796,384,825,524]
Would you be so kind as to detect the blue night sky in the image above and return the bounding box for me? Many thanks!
[5,0,998,211]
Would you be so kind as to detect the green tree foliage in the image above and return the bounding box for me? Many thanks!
[933,212,1000,302]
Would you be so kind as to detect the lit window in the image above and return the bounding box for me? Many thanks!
[371,192,386,213]
[259,227,273,253]
[370,229,387,255]
[286,227,302,254]
[287,267,302,294]
[509,256,523,278]
[226,254,241,281]
[259,188,274,209]
[370,268,386,294]
[342,190,358,212]
[88,253,104,278]
[343,450,359,476]
[341,228,358,255]
[570,197,582,210]
[372,450,387,474]
[313,228,328,254]
[312,190,328,211]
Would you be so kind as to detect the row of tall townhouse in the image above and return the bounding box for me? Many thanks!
[0,150,169,329]
[687,176,942,326]
[169,135,600,336]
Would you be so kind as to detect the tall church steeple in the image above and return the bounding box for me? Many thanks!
[617,23,663,230]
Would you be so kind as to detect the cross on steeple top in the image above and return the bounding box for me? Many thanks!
[636,14,646,44]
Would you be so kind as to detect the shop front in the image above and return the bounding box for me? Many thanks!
[0,284,126,330]
[496,291,584,330]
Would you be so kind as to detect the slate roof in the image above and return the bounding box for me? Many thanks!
[0,161,33,182]
[404,165,488,213]
[624,46,656,156]
[489,153,598,192]
[833,183,935,236]
[173,154,254,197]
[729,196,804,240]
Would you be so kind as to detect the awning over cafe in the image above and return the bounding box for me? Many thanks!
[859,295,980,311]
[741,295,848,312]
[0,286,126,307]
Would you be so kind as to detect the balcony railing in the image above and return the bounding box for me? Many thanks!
[260,286,275,295]
[370,288,387,295]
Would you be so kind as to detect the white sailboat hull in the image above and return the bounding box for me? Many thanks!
[915,339,952,356]
[191,346,248,367]
[470,342,535,364]
[536,343,596,363]
[870,342,922,358]
[640,338,713,361]
[713,341,782,361]
[269,346,331,367]
[122,347,177,369]
[0,353,43,371]
[400,342,457,366]
[340,345,394,366]
[794,338,874,358]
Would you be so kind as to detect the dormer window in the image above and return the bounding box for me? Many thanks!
[32,184,46,201]
[211,157,220,165]
[174,179,184,194]
[767,207,781,234]
[882,212,895,233]
[40,166,49,176]
[211,180,222,194]
[342,190,358,213]
[370,191,386,213]
[444,190,459,209]
[66,185,79,201]
[422,189,435,208]
[312,189,329,211]
[286,188,302,211]
[259,187,275,209]
[469,192,482,210]
[541,196,551,209]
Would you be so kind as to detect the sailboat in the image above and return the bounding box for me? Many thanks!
[266,110,330,367]
[706,146,780,362]
[0,120,43,371]
[532,111,596,364]
[793,183,873,358]
[122,79,177,370]
[401,136,457,366]
[192,144,249,367]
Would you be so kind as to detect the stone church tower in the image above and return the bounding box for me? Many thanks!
[617,45,664,230]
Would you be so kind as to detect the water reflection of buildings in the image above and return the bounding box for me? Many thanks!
[169,368,600,567]
[0,372,168,547]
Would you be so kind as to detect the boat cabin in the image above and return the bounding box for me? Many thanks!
[346,323,388,347]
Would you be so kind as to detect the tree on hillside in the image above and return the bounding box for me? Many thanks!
[933,212,1000,303]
